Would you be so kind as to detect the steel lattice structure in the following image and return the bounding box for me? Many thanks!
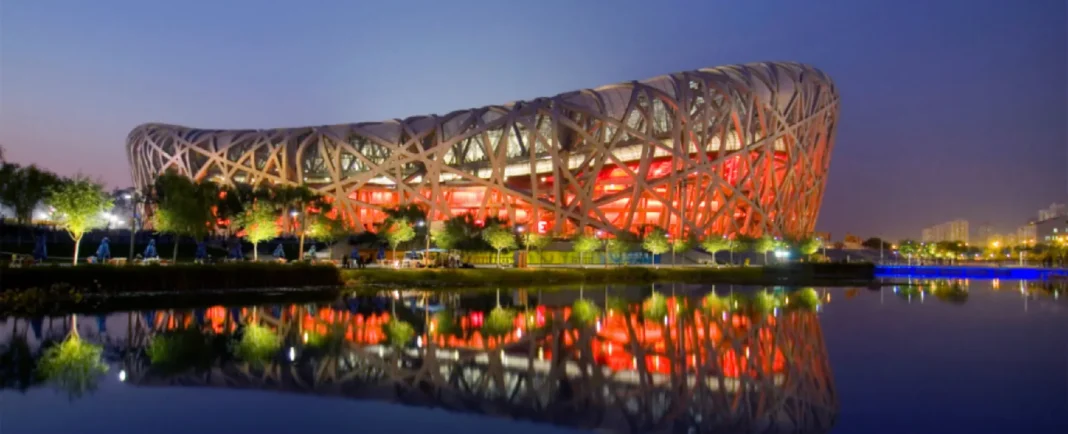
[127,61,838,238]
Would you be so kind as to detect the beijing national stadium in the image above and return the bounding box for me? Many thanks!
[127,61,839,239]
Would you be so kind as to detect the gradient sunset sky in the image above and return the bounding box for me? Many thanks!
[1,0,1064,239]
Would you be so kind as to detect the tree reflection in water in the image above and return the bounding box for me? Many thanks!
[1,288,840,433]
[36,315,108,400]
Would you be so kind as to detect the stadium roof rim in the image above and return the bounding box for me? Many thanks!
[128,61,834,138]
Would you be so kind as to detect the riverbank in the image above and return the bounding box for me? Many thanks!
[0,263,875,314]
[339,263,876,288]
[1,262,876,293]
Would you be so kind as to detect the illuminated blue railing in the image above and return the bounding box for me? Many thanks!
[875,265,1068,280]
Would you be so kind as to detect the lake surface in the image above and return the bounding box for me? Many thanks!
[1,279,1066,433]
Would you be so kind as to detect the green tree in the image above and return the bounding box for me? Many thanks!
[215,183,270,235]
[482,223,517,267]
[753,235,777,265]
[263,184,334,259]
[381,217,416,261]
[235,203,281,261]
[897,240,920,265]
[0,163,61,224]
[701,236,731,266]
[862,237,890,251]
[47,177,113,264]
[520,230,550,259]
[573,234,600,267]
[153,172,218,261]
[383,204,429,252]
[304,212,348,252]
[432,213,484,252]
[798,237,822,257]
[670,235,695,267]
[607,232,638,266]
[641,228,670,266]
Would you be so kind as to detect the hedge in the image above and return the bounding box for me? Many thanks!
[0,263,342,293]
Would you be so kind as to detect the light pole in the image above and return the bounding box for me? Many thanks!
[516,225,526,268]
[124,192,145,261]
[417,220,429,267]
[596,230,608,268]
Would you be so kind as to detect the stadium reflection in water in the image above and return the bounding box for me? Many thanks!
[0,288,838,433]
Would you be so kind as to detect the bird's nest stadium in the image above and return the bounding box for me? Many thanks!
[127,61,839,238]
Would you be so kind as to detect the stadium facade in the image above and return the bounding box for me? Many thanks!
[127,61,839,238]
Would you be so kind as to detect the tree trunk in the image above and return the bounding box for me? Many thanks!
[496,249,501,268]
[730,249,734,266]
[173,236,180,262]
[298,212,306,259]
[299,231,306,261]
[671,250,676,267]
[128,220,136,261]
[392,247,397,265]
[764,251,768,265]
[253,242,259,261]
[72,236,81,265]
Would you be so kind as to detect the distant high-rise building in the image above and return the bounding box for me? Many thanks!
[1017,222,1037,246]
[1036,217,1068,244]
[976,224,995,245]
[921,219,969,244]
[1038,203,1066,222]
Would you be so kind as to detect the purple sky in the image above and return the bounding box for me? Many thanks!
[1,0,1064,240]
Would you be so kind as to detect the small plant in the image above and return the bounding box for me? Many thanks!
[570,299,602,327]
[384,319,415,348]
[701,292,728,314]
[643,292,668,322]
[146,328,213,374]
[234,324,280,365]
[482,306,516,338]
[431,310,460,338]
[789,288,821,311]
[606,296,630,315]
[751,291,780,314]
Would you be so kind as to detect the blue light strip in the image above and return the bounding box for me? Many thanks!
[875,265,1068,280]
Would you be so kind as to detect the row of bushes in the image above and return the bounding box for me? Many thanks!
[0,263,342,293]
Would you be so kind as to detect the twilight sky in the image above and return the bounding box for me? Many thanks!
[0,0,1064,240]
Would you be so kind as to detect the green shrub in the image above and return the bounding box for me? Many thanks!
[751,291,780,314]
[146,328,215,373]
[482,306,516,337]
[701,292,728,314]
[37,337,108,399]
[570,299,601,327]
[643,292,668,322]
[431,310,460,338]
[789,288,822,311]
[384,319,415,348]
[234,324,280,365]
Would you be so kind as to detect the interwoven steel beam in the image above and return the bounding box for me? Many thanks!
[127,62,839,238]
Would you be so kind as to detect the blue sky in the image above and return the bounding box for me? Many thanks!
[1,0,1064,239]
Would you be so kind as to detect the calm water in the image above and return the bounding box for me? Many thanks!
[1,279,1066,433]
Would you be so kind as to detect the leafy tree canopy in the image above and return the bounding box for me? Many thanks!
[573,234,601,254]
[482,223,518,253]
[642,228,670,256]
[48,177,112,242]
[382,217,416,251]
[0,163,62,223]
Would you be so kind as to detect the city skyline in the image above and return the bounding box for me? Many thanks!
[1,0,1065,239]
